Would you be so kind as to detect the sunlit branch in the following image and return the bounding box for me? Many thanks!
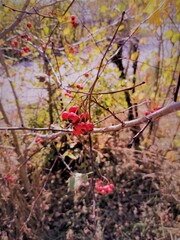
[0,102,179,137]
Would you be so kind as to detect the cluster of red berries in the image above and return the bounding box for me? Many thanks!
[4,175,17,183]
[62,106,94,136]
[19,46,30,56]
[23,46,30,53]
[11,22,32,55]
[95,179,115,195]
[70,15,77,28]
[65,90,73,98]
[35,137,44,144]
[21,34,31,41]
[145,106,162,116]
[76,84,83,90]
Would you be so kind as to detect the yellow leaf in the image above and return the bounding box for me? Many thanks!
[118,25,124,31]
[100,5,108,13]
[171,33,180,43]
[57,15,69,24]
[165,30,173,39]
[131,51,139,61]
[63,26,71,36]
[44,26,49,35]
[140,38,147,44]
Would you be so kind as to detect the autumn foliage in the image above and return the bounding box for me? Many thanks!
[0,0,179,239]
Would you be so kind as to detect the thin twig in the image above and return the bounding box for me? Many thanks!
[63,0,76,16]
[174,73,180,102]
[64,81,145,95]
[92,98,124,125]
[88,134,97,236]
[20,155,59,235]
[88,11,126,102]
[127,118,151,148]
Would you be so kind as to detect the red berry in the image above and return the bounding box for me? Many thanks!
[68,112,80,124]
[4,175,17,183]
[68,106,79,113]
[100,189,106,195]
[70,16,77,27]
[79,122,87,134]
[27,22,32,28]
[84,73,89,77]
[65,92,72,98]
[71,15,76,21]
[11,39,18,47]
[103,185,109,192]
[86,122,94,131]
[71,22,77,28]
[145,111,150,116]
[19,50,24,56]
[154,106,161,111]
[73,122,86,135]
[23,46,30,53]
[35,137,44,144]
[73,129,81,136]
[26,36,31,41]
[109,183,115,190]
[21,34,28,39]
[97,186,103,192]
[76,84,84,90]
[62,111,69,121]
[39,138,44,144]
[80,112,89,122]
[107,188,113,194]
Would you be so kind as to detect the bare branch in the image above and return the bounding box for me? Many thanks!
[0,102,179,136]
[94,101,180,133]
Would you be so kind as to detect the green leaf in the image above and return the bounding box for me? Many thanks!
[171,33,180,43]
[68,176,75,191]
[165,30,173,39]
[63,150,78,160]
[67,173,88,192]
[63,26,71,36]
[44,26,49,35]
[117,4,125,12]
